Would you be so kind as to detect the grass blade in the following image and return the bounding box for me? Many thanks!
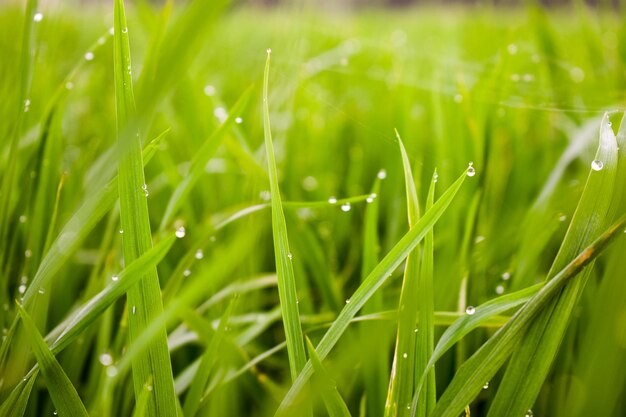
[276,168,469,415]
[113,0,177,414]
[16,304,88,417]
[429,214,626,417]
[385,132,422,417]
[305,337,352,417]
[486,113,619,417]
[262,49,308,381]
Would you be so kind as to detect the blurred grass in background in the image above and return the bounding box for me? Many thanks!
[0,0,625,416]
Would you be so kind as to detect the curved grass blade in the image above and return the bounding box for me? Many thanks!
[182,298,237,417]
[275,169,469,415]
[428,214,626,417]
[263,49,307,381]
[159,86,254,230]
[306,337,352,417]
[385,132,421,417]
[113,0,177,414]
[0,371,37,417]
[16,304,88,417]
[486,113,620,417]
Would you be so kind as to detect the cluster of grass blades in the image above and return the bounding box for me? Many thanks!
[1,0,626,416]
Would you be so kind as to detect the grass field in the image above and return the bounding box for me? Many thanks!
[1,1,626,416]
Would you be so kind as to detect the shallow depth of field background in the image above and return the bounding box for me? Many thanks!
[0,0,625,416]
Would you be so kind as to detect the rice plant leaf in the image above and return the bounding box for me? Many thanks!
[385,132,422,417]
[429,214,626,417]
[305,337,352,417]
[276,169,468,415]
[182,298,237,417]
[415,170,437,417]
[0,371,38,417]
[159,85,254,230]
[20,133,164,308]
[486,113,619,417]
[16,304,88,417]
[48,235,177,353]
[113,0,177,415]
[263,50,307,381]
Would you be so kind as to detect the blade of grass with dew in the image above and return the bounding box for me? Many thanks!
[16,304,88,417]
[486,113,620,417]
[415,170,437,417]
[262,49,307,381]
[305,337,352,417]
[0,371,37,417]
[385,132,421,417]
[113,0,177,414]
[182,297,237,417]
[275,168,469,415]
[159,85,254,230]
[427,214,626,417]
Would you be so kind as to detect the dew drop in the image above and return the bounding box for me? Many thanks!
[183,269,191,277]
[260,190,271,201]
[495,285,505,295]
[18,285,26,295]
[146,385,153,391]
[175,226,186,238]
[466,162,476,177]
[340,202,351,212]
[465,306,476,315]
[501,272,511,280]
[131,305,136,315]
[525,410,534,417]
[99,353,113,366]
[287,253,293,260]
[98,37,106,45]
[111,274,119,282]
[345,299,351,304]
[19,215,27,223]
[559,214,567,222]
[302,176,318,191]
[23,99,31,112]
[106,365,118,378]
[235,117,243,124]
[402,352,408,359]
[119,229,124,234]
[608,121,612,127]
[141,183,149,197]
[328,196,337,204]
[84,51,94,61]
[204,85,216,96]
[53,411,58,415]
[214,107,228,122]
[121,27,128,34]
[65,81,74,90]
[591,160,604,171]
[33,12,43,22]
[377,169,387,180]
[25,249,32,258]
[366,193,377,203]
[38,288,45,295]
[433,172,439,183]
[266,48,272,54]
[195,249,204,260]
[483,381,490,389]
[108,27,114,35]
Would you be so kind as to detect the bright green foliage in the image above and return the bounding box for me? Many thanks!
[1,2,626,417]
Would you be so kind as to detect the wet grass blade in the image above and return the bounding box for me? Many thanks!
[113,0,177,414]
[306,337,352,417]
[385,132,421,417]
[276,169,469,415]
[159,86,254,230]
[429,214,626,417]
[486,114,620,417]
[182,298,237,417]
[16,304,88,417]
[262,49,308,381]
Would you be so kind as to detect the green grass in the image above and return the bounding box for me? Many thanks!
[1,1,626,416]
